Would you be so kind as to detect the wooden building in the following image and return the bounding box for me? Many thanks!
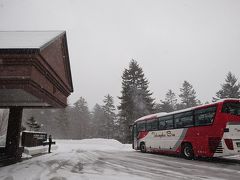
[0,31,73,108]
[0,31,73,163]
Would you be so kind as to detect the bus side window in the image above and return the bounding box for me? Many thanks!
[159,120,166,130]
[151,120,158,131]
[222,102,240,116]
[174,111,193,128]
[165,119,174,129]
[195,106,216,126]
[159,116,173,130]
[146,121,152,131]
[137,122,146,131]
[174,117,182,128]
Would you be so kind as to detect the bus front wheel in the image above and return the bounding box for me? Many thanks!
[140,143,146,153]
[182,143,194,160]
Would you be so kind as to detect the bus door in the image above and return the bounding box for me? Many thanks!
[133,124,138,150]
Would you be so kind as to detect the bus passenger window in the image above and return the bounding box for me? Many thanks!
[159,120,166,130]
[137,122,146,131]
[159,116,173,130]
[174,111,193,128]
[181,116,193,127]
[175,118,183,128]
[195,106,216,126]
[146,121,152,131]
[222,102,240,116]
[151,120,158,131]
[165,119,174,129]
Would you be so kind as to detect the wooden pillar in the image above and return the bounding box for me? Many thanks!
[5,107,23,160]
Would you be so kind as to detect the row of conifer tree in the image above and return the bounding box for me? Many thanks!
[23,60,240,143]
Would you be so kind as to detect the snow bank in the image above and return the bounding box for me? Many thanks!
[24,145,58,155]
[56,138,132,152]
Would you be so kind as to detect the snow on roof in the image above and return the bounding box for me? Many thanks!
[215,98,240,103]
[22,131,47,134]
[135,112,167,122]
[135,114,158,122]
[0,31,64,50]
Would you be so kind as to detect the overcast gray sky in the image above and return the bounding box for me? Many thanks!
[0,0,240,109]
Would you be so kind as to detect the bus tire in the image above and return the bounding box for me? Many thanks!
[140,142,146,153]
[182,143,194,160]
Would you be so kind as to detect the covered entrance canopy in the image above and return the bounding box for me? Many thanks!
[0,31,73,164]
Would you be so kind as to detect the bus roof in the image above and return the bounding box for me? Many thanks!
[135,112,167,122]
[134,98,240,123]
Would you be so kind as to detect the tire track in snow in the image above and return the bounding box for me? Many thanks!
[85,151,204,180]
[92,151,239,180]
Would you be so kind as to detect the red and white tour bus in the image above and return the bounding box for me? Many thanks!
[132,99,240,159]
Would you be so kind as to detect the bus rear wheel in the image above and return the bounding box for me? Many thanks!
[140,143,146,153]
[182,143,194,160]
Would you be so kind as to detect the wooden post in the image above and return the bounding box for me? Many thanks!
[5,107,23,161]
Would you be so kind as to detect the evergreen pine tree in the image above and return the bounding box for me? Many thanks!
[92,104,105,138]
[118,59,155,143]
[153,103,161,113]
[26,116,41,131]
[213,72,240,101]
[72,97,91,139]
[53,108,69,139]
[178,81,199,109]
[159,89,177,112]
[102,94,116,139]
[23,106,71,139]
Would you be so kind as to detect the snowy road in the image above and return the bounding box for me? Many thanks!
[0,139,240,180]
[96,151,240,180]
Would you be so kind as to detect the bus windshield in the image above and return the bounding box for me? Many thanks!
[222,102,240,116]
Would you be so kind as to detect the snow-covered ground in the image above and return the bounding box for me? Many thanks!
[1,139,240,180]
[0,139,141,180]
